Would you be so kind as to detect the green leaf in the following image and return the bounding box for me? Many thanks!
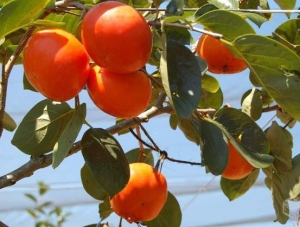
[221,168,259,201]
[234,34,300,121]
[144,192,182,227]
[208,0,239,9]
[99,197,113,221]
[241,88,263,121]
[11,99,73,156]
[213,107,273,168]
[201,74,219,93]
[52,103,86,168]
[272,173,289,224]
[45,11,81,35]
[38,181,50,195]
[125,148,154,165]
[194,10,256,41]
[199,118,228,175]
[169,113,178,130]
[160,40,201,118]
[26,209,37,218]
[274,19,300,48]
[274,0,296,18]
[279,154,300,200]
[265,121,292,173]
[25,193,37,203]
[81,128,130,198]
[81,163,108,201]
[0,0,50,40]
[276,110,297,128]
[198,87,223,109]
[3,111,17,132]
[178,117,201,145]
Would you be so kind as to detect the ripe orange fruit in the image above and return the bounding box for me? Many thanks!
[87,65,152,119]
[81,1,152,74]
[222,140,254,180]
[23,28,90,102]
[110,163,168,223]
[196,34,247,74]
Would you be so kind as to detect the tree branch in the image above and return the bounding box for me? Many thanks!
[0,105,174,189]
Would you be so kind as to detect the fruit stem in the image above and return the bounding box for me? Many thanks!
[135,125,145,162]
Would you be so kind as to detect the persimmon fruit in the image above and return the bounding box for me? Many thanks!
[196,34,247,74]
[110,163,168,223]
[222,140,254,180]
[23,28,90,102]
[81,1,152,74]
[87,66,152,119]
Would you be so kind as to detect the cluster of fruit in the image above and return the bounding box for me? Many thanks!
[23,1,168,223]
[23,1,153,119]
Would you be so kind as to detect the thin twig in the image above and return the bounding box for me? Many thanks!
[137,8,300,14]
[148,21,223,38]
[129,127,202,166]
[0,105,174,189]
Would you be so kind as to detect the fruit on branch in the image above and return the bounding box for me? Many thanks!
[110,162,168,223]
[81,1,152,74]
[87,65,152,119]
[196,34,247,74]
[23,28,90,102]
[222,139,254,180]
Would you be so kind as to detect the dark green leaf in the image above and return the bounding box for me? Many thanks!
[81,128,130,198]
[213,107,273,168]
[194,10,256,41]
[99,197,113,221]
[0,0,50,40]
[125,148,154,165]
[241,88,263,121]
[265,121,292,172]
[3,111,17,132]
[165,27,193,45]
[11,99,73,155]
[166,0,184,16]
[199,118,228,175]
[234,34,300,121]
[194,4,218,19]
[160,40,201,118]
[81,163,108,201]
[23,73,37,91]
[221,168,259,201]
[144,192,182,227]
[52,103,86,168]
